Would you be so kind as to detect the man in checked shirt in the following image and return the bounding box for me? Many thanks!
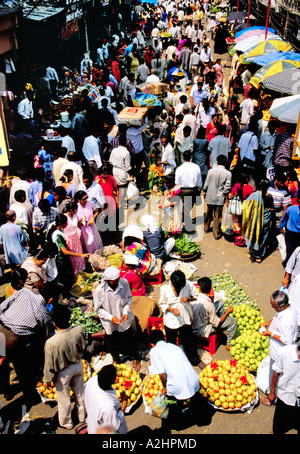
[0,269,51,409]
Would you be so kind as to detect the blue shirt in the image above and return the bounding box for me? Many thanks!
[279,205,300,233]
[192,88,208,107]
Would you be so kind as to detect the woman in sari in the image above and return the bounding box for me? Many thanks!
[229,172,254,247]
[47,214,89,292]
[75,190,103,254]
[64,200,86,275]
[242,179,274,263]
[159,173,182,236]
[120,224,156,276]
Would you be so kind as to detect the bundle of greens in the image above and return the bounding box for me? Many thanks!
[70,306,103,334]
[173,234,201,255]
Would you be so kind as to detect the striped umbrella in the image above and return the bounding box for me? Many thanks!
[235,26,276,39]
[234,34,279,52]
[253,51,300,67]
[269,94,300,124]
[262,68,300,95]
[240,39,292,64]
[235,28,277,43]
[250,60,300,88]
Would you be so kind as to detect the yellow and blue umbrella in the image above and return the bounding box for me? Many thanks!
[234,34,279,53]
[240,39,292,64]
[253,51,300,67]
[250,60,300,88]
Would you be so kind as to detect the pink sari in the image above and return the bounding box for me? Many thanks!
[64,214,86,275]
[77,201,103,253]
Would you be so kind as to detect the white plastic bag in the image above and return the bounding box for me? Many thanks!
[276,233,286,261]
[256,355,272,395]
[127,181,140,202]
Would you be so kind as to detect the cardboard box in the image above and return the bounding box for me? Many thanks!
[137,82,168,96]
[117,107,148,127]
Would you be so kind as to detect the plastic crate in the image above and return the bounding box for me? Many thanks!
[144,269,163,285]
[146,316,179,347]
[196,332,221,355]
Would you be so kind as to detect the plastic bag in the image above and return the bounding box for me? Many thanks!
[256,355,272,395]
[149,392,169,419]
[228,195,242,216]
[221,206,234,236]
[127,181,140,202]
[276,233,286,261]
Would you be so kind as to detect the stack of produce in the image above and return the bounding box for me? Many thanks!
[36,361,90,402]
[173,233,201,256]
[88,245,124,271]
[229,303,265,335]
[69,305,102,335]
[211,273,259,310]
[142,374,165,406]
[229,332,269,371]
[71,272,102,297]
[199,359,258,410]
[112,364,143,410]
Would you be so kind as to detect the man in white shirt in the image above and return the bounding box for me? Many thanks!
[182,105,197,139]
[46,66,59,100]
[17,90,34,127]
[175,150,202,231]
[84,364,128,434]
[240,93,254,125]
[79,172,106,211]
[260,290,298,408]
[191,277,237,347]
[267,343,300,434]
[148,329,200,432]
[59,151,83,189]
[93,266,140,368]
[200,43,212,73]
[82,132,102,177]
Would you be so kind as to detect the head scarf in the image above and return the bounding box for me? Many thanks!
[141,214,159,234]
[122,224,144,242]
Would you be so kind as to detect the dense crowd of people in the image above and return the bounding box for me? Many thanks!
[0,0,299,436]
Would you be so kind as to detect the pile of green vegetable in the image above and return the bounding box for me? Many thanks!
[173,234,201,255]
[210,273,259,310]
[70,306,103,334]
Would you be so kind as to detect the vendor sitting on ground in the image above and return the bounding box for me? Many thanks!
[141,214,175,271]
[120,224,156,276]
[120,254,146,297]
[191,277,239,349]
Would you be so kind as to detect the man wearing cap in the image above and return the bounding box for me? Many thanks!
[93,266,141,370]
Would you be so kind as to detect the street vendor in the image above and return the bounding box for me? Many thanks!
[93,266,141,370]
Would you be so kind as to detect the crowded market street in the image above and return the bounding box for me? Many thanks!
[0,0,299,438]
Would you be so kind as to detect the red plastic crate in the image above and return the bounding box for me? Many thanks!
[146,316,180,347]
[144,269,163,285]
[196,332,221,355]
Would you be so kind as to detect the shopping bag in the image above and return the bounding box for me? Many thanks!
[221,206,234,236]
[276,233,286,261]
[228,195,242,216]
[256,355,272,395]
[149,392,169,419]
[127,181,140,202]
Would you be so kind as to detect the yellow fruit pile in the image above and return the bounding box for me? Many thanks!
[112,364,143,407]
[143,374,164,406]
[36,380,57,400]
[199,359,257,410]
[83,359,90,383]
